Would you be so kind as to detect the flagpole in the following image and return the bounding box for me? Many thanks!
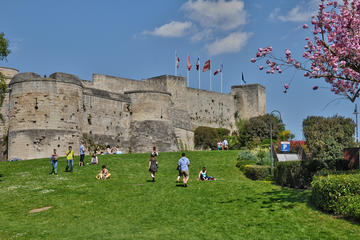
[209,58,212,91]
[198,57,201,89]
[221,70,223,93]
[187,54,189,87]
[175,50,177,76]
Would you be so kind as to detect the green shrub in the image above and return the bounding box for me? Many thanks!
[244,165,271,180]
[303,115,355,161]
[194,126,230,150]
[274,160,325,189]
[236,150,257,171]
[217,128,230,140]
[311,173,360,219]
[194,126,218,150]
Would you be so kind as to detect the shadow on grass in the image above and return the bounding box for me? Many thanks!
[260,187,311,210]
[0,173,3,182]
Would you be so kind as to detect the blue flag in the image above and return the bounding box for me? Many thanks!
[242,72,246,84]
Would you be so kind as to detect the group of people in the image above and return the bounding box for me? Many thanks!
[49,143,109,179]
[148,148,215,188]
[217,139,229,150]
[50,144,215,186]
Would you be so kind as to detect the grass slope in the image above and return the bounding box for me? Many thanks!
[0,151,359,240]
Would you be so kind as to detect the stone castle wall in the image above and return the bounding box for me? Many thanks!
[0,66,266,161]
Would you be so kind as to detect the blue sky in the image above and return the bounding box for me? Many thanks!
[0,0,356,139]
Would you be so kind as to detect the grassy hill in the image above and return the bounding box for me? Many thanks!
[1,150,359,240]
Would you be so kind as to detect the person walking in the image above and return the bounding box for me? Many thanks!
[65,146,74,173]
[79,142,86,166]
[177,153,190,187]
[50,149,58,175]
[148,154,158,182]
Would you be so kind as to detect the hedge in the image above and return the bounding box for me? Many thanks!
[311,173,360,219]
[274,160,325,189]
[244,165,270,180]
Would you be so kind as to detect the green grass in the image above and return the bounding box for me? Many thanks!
[0,150,359,240]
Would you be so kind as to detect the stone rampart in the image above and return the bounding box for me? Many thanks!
[0,67,266,160]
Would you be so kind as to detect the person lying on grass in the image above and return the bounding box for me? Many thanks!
[96,165,111,180]
[197,167,215,181]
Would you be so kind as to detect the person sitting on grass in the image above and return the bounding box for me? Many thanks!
[89,152,98,165]
[96,165,111,180]
[197,167,215,181]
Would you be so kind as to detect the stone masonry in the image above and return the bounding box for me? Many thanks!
[0,66,266,161]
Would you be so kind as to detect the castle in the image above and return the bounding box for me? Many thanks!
[0,66,266,161]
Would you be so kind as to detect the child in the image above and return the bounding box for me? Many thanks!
[152,146,159,157]
[148,154,158,182]
[96,165,111,180]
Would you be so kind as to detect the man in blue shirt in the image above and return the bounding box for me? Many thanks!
[178,153,191,187]
[79,142,86,167]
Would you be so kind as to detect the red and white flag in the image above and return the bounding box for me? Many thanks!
[196,57,200,71]
[202,59,211,72]
[214,64,223,75]
[187,56,192,71]
[176,56,180,69]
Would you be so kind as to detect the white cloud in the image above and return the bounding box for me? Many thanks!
[190,28,213,42]
[278,6,314,22]
[270,0,319,22]
[206,32,252,56]
[181,0,246,31]
[143,21,192,38]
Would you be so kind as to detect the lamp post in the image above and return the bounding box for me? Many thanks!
[354,104,359,147]
[270,110,282,176]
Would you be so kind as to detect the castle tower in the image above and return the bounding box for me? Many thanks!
[0,67,19,161]
[125,90,178,153]
[231,84,266,119]
[8,72,83,160]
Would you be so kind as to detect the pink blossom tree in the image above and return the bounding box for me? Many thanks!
[252,0,360,102]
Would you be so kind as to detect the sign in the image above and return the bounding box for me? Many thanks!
[281,141,290,152]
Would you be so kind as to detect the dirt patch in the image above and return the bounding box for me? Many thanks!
[29,206,52,213]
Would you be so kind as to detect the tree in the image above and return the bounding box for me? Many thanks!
[251,0,360,102]
[238,114,285,148]
[0,32,10,121]
[303,115,355,161]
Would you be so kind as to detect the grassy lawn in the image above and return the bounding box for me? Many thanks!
[0,150,359,240]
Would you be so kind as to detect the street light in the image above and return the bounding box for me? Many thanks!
[270,110,282,176]
[353,103,359,147]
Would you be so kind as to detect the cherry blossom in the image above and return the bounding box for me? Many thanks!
[252,0,360,102]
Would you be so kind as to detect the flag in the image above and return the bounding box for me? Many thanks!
[187,56,192,71]
[203,59,211,72]
[241,72,246,84]
[196,57,200,71]
[176,56,180,69]
[214,64,223,76]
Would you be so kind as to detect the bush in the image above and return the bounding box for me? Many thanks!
[194,126,218,150]
[194,126,230,150]
[275,160,325,189]
[311,173,360,219]
[236,150,257,171]
[303,115,355,161]
[244,165,271,180]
